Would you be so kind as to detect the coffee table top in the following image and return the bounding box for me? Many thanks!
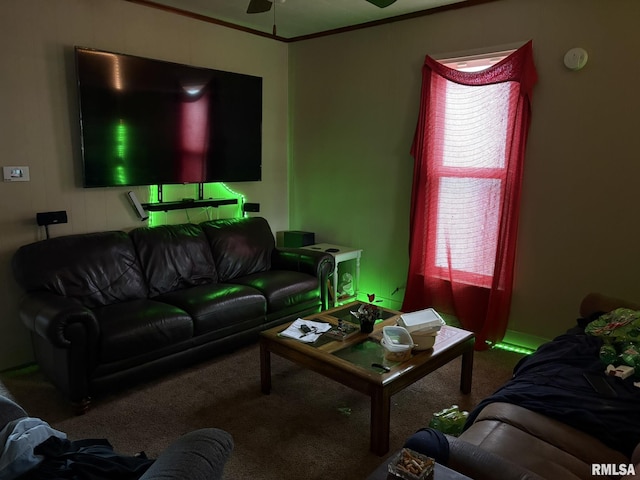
[261,301,474,386]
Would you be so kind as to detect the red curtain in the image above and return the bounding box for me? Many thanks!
[402,41,538,350]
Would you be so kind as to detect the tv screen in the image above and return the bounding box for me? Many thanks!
[75,47,262,187]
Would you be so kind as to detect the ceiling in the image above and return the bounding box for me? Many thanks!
[129,0,481,40]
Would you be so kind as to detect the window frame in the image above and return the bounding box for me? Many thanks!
[425,51,514,289]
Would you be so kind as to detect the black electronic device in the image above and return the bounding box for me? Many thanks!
[276,230,315,248]
[299,324,312,334]
[243,202,260,212]
[36,211,68,226]
[75,47,263,187]
[36,211,68,239]
[371,363,391,372]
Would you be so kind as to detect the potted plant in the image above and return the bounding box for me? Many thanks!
[351,294,380,333]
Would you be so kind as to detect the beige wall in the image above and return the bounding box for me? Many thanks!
[289,0,640,347]
[0,0,288,370]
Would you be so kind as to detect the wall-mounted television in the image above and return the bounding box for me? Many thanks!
[75,47,262,187]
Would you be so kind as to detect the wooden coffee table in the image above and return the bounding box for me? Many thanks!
[259,302,475,455]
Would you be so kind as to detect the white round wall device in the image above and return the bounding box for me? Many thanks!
[564,47,588,71]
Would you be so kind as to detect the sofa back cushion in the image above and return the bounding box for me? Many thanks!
[130,223,218,296]
[12,231,148,309]
[201,217,274,282]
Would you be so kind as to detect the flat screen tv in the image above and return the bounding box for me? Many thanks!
[75,47,262,187]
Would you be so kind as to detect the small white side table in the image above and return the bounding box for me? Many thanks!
[303,243,363,307]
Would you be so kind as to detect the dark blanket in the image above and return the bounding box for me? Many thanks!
[466,332,640,457]
[19,436,154,480]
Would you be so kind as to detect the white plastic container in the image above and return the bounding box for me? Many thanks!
[410,330,438,351]
[381,326,414,362]
[398,308,445,351]
[398,308,445,333]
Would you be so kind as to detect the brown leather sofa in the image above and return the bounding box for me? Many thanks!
[11,216,334,413]
[444,402,635,480]
[368,293,640,480]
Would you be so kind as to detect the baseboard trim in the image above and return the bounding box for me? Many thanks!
[502,329,550,351]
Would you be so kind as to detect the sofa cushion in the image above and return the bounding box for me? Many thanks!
[93,299,193,363]
[130,224,218,296]
[200,217,274,282]
[230,270,319,312]
[12,231,147,309]
[157,283,265,336]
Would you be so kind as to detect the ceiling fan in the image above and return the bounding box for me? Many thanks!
[246,0,397,14]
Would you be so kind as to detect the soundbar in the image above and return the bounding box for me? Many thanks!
[127,191,149,221]
[142,198,237,212]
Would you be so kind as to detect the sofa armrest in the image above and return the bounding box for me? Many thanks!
[18,292,99,349]
[140,428,233,480]
[446,435,545,480]
[271,248,335,309]
[579,292,640,319]
[467,402,628,466]
[271,248,334,277]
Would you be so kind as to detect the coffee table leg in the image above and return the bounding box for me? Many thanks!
[460,346,474,394]
[260,340,271,394]
[370,388,391,456]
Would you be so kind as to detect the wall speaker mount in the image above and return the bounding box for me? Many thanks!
[127,191,149,221]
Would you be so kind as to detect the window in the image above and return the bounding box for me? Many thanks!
[403,42,537,348]
[430,53,512,288]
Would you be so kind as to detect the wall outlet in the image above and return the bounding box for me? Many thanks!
[3,166,30,182]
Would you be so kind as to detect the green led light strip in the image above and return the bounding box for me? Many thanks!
[493,342,535,355]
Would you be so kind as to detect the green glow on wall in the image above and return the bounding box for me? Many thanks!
[217,183,247,217]
[147,182,244,226]
[113,120,128,185]
[148,185,159,227]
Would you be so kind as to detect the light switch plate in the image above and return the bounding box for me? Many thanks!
[3,166,30,181]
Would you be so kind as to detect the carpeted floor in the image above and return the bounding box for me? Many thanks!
[0,343,523,480]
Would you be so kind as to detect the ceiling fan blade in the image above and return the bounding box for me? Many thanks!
[247,0,272,14]
[365,0,397,7]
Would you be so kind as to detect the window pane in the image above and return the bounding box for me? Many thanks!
[435,177,501,277]
[442,81,511,169]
